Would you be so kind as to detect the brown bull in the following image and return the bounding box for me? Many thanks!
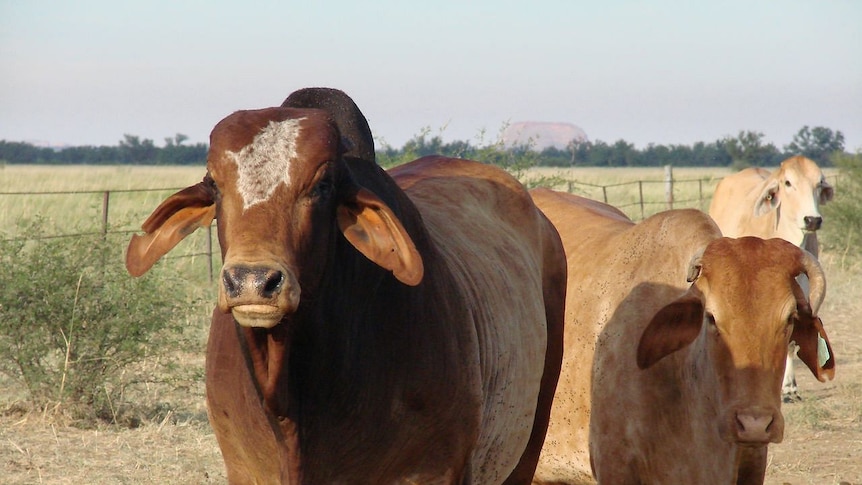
[127,89,566,484]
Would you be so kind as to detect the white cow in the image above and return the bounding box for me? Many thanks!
[709,155,834,401]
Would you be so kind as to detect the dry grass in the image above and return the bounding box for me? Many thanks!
[764,252,862,485]
[0,164,859,484]
[1,411,225,484]
[0,337,226,484]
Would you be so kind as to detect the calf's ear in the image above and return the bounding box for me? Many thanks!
[637,291,704,369]
[126,182,215,277]
[337,187,424,286]
[792,314,835,382]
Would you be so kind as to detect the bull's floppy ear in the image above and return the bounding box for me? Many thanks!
[791,314,835,382]
[337,187,424,286]
[126,182,215,277]
[754,180,780,217]
[637,291,704,369]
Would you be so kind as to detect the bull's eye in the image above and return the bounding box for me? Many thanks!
[784,180,792,188]
[204,173,221,202]
[310,178,334,200]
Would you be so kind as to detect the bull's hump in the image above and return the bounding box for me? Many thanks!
[226,118,304,210]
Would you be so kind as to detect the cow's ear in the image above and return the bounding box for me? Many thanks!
[126,182,215,277]
[337,187,424,286]
[637,292,704,369]
[791,313,835,382]
[819,179,834,205]
[754,180,781,216]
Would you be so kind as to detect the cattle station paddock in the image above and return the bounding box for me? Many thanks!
[0,164,859,484]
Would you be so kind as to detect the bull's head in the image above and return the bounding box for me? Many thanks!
[636,237,834,445]
[126,107,423,328]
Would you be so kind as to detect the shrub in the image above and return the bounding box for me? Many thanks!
[821,151,862,262]
[0,218,204,423]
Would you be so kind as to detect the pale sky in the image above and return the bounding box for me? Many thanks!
[2,0,860,151]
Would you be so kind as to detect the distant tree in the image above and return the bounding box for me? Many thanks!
[640,143,669,167]
[0,141,44,164]
[536,146,572,167]
[118,134,157,164]
[569,140,592,166]
[158,133,206,165]
[784,126,844,166]
[724,131,780,169]
[690,141,732,167]
[585,140,612,166]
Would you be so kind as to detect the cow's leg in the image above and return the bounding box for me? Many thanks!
[782,344,800,403]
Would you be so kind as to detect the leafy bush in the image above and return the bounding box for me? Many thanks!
[821,151,862,261]
[0,218,204,423]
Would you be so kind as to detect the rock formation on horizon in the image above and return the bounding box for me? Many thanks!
[502,122,588,151]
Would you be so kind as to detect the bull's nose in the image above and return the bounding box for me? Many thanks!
[803,216,822,231]
[735,407,782,444]
[222,265,285,299]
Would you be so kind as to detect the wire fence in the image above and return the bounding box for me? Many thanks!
[3,167,835,281]
[0,186,219,281]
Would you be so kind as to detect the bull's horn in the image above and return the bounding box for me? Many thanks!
[798,249,826,316]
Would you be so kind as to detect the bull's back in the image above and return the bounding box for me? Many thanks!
[529,199,721,484]
[392,156,561,483]
[531,189,635,483]
[588,210,721,482]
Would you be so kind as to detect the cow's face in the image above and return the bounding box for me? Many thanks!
[637,237,834,445]
[126,107,423,329]
[755,156,834,244]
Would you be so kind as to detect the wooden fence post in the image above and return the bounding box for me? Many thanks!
[664,165,673,210]
[101,190,110,237]
[638,181,645,220]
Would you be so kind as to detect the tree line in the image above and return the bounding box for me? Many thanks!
[0,134,207,165]
[378,125,847,169]
[0,125,847,168]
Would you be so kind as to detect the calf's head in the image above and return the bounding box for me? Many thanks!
[637,237,834,445]
[126,107,423,328]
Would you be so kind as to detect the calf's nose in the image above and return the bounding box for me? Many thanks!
[735,407,782,444]
[803,216,822,231]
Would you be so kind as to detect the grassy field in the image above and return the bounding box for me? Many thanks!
[1,164,859,484]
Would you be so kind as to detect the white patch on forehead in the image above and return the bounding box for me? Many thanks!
[226,117,304,210]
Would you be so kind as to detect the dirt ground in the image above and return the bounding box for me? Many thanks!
[763,251,862,485]
[1,251,859,484]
